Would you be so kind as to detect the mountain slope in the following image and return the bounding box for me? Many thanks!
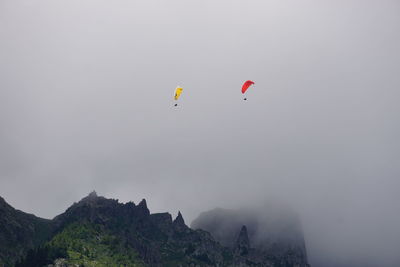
[1,192,310,267]
[191,207,309,267]
[0,196,53,267]
[15,222,145,267]
[13,192,232,266]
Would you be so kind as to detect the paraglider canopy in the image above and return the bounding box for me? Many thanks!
[241,80,255,94]
[174,86,183,106]
[174,86,183,101]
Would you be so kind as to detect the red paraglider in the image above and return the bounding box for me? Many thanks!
[241,80,254,100]
[242,80,254,93]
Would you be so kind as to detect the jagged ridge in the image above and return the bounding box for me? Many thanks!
[1,192,310,267]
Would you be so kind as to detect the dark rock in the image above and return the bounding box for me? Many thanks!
[235,225,250,253]
[191,206,310,267]
[1,194,310,267]
[0,196,53,267]
[173,211,187,230]
[138,198,147,209]
[150,212,173,233]
[136,199,150,217]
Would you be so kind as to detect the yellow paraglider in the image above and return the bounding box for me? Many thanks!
[174,86,183,106]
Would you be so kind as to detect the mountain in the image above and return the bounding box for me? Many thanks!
[191,207,309,267]
[0,197,53,267]
[0,192,310,267]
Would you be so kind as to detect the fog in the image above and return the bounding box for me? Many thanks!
[1,1,399,266]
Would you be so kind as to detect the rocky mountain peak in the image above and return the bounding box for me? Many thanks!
[2,195,310,267]
[136,199,150,216]
[88,190,97,198]
[0,196,8,209]
[78,191,99,204]
[191,207,309,266]
[138,198,147,209]
[173,211,187,230]
[174,211,185,224]
[235,225,250,251]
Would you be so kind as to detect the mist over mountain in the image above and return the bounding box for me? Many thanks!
[191,206,307,256]
[0,192,309,267]
[192,206,308,267]
[1,1,399,267]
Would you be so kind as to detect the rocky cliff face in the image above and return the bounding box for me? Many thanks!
[1,193,310,267]
[235,225,250,254]
[48,192,230,266]
[191,207,309,267]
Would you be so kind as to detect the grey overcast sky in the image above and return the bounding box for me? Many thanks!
[1,1,399,266]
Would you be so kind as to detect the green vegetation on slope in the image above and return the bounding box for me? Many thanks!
[8,193,309,267]
[17,222,146,267]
